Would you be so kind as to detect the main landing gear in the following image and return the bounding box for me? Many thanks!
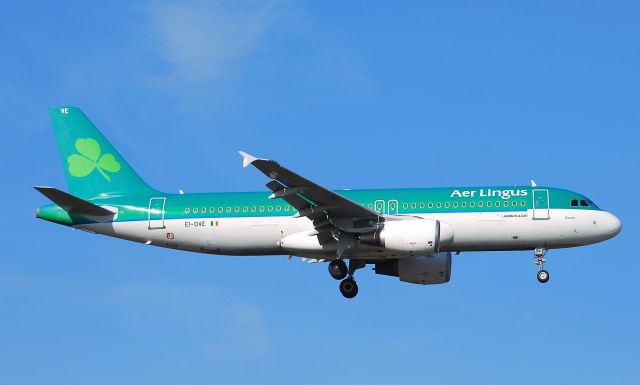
[339,278,358,299]
[328,259,348,280]
[535,248,550,284]
[329,259,365,299]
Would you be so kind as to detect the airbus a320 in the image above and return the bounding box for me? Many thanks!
[36,107,622,298]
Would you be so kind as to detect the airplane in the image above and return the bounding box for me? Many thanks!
[36,107,622,298]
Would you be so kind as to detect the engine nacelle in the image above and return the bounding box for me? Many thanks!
[374,252,452,285]
[359,219,454,256]
[279,230,326,254]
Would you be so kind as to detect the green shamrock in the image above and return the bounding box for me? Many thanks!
[67,138,121,182]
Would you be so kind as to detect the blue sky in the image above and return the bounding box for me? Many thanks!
[1,1,638,384]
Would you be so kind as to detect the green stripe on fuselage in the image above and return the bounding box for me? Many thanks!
[37,186,601,225]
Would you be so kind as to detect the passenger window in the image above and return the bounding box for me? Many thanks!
[259,206,265,212]
[453,202,458,208]
[368,203,373,209]
[520,201,526,207]
[571,199,578,207]
[461,202,467,208]
[251,206,257,212]
[226,207,231,213]
[209,207,215,213]
[504,201,509,207]
[268,206,273,212]
[235,207,240,213]
[284,206,290,211]
[470,202,475,208]
[411,203,416,209]
[218,207,223,213]
[276,206,281,212]
[403,203,408,209]
[428,203,433,208]
[443,202,448,208]
[202,207,206,213]
[185,208,190,214]
[512,201,517,207]
[243,206,248,212]
[436,203,442,208]
[580,199,590,207]
[487,201,492,207]
[478,201,483,207]
[193,207,199,213]
[420,203,424,209]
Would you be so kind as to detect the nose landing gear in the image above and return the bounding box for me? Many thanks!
[535,248,550,283]
[537,269,550,283]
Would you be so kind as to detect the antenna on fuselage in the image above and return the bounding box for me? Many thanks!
[530,179,537,187]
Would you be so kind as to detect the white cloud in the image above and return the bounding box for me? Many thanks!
[145,0,287,82]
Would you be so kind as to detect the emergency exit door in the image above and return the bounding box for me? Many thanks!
[532,189,549,220]
[148,197,166,229]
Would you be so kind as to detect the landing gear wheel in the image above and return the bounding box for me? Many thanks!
[537,269,550,283]
[339,278,359,299]
[534,248,549,284]
[328,259,348,280]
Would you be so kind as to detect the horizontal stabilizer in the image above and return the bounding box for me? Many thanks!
[34,186,115,217]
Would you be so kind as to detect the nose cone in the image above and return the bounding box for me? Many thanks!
[603,212,622,238]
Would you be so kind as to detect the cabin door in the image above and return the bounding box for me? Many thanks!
[148,197,167,229]
[532,189,550,220]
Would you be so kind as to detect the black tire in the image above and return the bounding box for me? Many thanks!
[537,269,550,283]
[339,278,359,299]
[328,259,348,280]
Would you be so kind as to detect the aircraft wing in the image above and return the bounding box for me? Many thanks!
[239,151,380,244]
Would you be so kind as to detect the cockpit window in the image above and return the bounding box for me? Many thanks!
[580,199,590,207]
[571,199,578,207]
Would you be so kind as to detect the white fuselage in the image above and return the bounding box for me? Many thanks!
[78,207,621,258]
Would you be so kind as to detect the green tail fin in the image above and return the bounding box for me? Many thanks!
[49,106,158,198]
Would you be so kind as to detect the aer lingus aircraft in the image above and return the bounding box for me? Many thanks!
[36,107,622,298]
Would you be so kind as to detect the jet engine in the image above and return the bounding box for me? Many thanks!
[374,252,452,284]
[358,219,454,256]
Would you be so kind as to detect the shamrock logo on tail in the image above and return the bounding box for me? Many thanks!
[67,138,121,182]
